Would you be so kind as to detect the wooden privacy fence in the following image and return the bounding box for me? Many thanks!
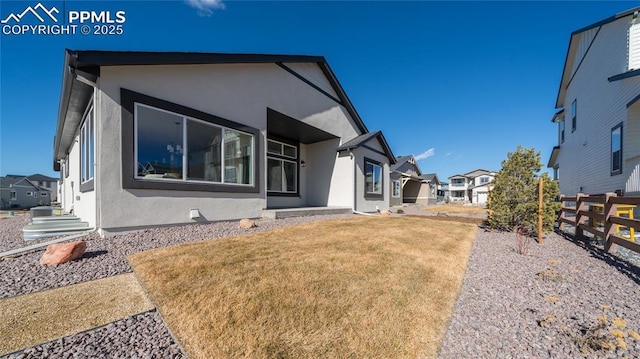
[558,193,640,254]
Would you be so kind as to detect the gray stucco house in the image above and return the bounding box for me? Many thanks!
[53,50,396,234]
[390,155,439,205]
[0,176,51,209]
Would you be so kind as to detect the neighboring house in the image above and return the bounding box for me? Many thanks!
[448,169,495,205]
[6,174,59,202]
[389,156,440,205]
[548,6,640,196]
[419,173,440,205]
[0,176,51,209]
[438,182,449,202]
[53,50,395,234]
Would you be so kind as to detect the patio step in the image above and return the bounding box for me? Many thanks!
[23,216,92,240]
[262,206,352,219]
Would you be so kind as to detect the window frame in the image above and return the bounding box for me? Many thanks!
[121,88,260,193]
[10,190,17,200]
[266,138,300,196]
[79,99,95,192]
[364,157,383,199]
[571,99,577,133]
[392,180,401,198]
[611,122,623,176]
[560,116,565,143]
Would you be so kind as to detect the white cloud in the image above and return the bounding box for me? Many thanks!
[446,152,453,157]
[185,0,225,16]
[414,148,435,161]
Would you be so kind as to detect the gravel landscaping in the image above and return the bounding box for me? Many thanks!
[3,212,640,358]
[438,228,640,359]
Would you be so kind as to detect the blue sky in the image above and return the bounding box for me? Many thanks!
[1,1,638,181]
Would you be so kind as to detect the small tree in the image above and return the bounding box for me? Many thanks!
[488,146,560,242]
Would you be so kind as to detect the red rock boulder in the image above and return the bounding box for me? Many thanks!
[239,218,257,229]
[39,241,87,265]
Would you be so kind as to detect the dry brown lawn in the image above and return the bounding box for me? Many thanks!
[129,216,477,359]
[424,204,487,215]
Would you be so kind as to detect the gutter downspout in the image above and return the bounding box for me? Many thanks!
[70,68,100,233]
[351,150,357,213]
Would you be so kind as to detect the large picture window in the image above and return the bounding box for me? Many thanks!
[134,103,254,185]
[80,102,94,192]
[611,123,623,176]
[365,158,383,197]
[267,139,298,194]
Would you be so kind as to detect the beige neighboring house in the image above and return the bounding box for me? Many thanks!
[389,156,440,205]
[547,6,640,197]
[53,50,396,235]
[448,169,495,205]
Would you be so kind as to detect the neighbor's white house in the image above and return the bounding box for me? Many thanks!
[448,169,495,205]
[53,50,396,234]
[548,7,640,196]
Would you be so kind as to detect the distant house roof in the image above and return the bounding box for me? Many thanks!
[7,174,58,182]
[0,176,41,190]
[390,155,418,173]
[55,49,378,167]
[336,131,396,164]
[555,7,640,108]
[420,173,440,185]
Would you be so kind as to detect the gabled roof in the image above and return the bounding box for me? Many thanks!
[7,174,58,182]
[420,173,440,185]
[54,49,373,165]
[390,155,419,174]
[463,169,495,178]
[336,131,396,164]
[555,7,640,108]
[0,176,41,190]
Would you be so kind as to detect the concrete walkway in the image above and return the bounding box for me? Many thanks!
[0,273,153,356]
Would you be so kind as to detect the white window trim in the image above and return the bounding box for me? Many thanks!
[611,123,623,176]
[80,100,95,184]
[392,180,401,198]
[133,103,255,186]
[267,138,299,194]
[267,157,298,193]
[10,191,17,200]
[267,139,297,159]
[365,160,383,195]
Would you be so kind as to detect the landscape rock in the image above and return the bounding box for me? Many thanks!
[39,241,87,265]
[380,210,392,216]
[239,218,257,229]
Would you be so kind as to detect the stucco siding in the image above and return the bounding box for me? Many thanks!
[354,148,389,212]
[285,63,340,100]
[64,131,97,227]
[557,15,640,195]
[92,63,363,229]
[326,152,354,208]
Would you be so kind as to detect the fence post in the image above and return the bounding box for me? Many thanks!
[559,194,565,232]
[538,177,543,244]
[603,192,617,253]
[575,193,587,240]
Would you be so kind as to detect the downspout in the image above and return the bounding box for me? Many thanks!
[351,150,358,213]
[71,68,100,232]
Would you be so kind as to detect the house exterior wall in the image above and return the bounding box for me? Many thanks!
[556,15,640,195]
[0,185,48,209]
[354,147,389,212]
[63,130,96,227]
[326,151,355,208]
[86,63,363,231]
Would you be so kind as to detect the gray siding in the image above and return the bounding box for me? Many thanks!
[557,15,640,195]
